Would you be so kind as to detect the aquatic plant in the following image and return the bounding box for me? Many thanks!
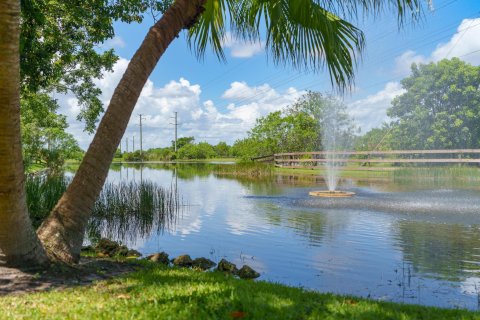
[88,181,180,243]
[25,174,180,242]
[25,174,70,228]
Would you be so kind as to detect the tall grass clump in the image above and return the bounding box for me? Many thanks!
[393,166,480,185]
[87,181,180,243]
[25,174,69,228]
[25,175,180,242]
[213,163,274,179]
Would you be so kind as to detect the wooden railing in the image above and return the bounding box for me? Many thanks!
[253,149,480,169]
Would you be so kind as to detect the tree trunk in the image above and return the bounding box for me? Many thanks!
[0,0,47,266]
[37,0,207,263]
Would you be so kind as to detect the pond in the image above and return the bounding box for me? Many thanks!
[100,163,480,310]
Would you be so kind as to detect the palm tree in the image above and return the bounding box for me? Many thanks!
[0,0,47,266]
[37,0,426,263]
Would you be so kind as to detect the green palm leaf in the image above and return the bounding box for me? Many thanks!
[188,0,428,91]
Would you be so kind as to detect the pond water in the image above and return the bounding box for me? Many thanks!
[100,164,480,310]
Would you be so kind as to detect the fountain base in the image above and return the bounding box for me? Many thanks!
[309,190,355,198]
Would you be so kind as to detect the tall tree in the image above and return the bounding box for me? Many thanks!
[0,0,47,266]
[36,0,428,263]
[388,58,480,150]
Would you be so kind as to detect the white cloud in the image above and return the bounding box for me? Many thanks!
[353,18,480,134]
[393,50,428,76]
[394,18,480,76]
[101,36,126,49]
[348,82,405,133]
[431,18,480,64]
[222,32,264,58]
[57,57,305,150]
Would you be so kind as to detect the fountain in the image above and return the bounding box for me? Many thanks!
[310,97,355,198]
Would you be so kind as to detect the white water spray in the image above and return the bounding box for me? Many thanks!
[321,99,352,191]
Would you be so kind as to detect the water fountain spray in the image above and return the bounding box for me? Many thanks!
[310,96,355,198]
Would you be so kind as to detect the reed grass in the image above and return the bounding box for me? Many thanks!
[25,175,180,242]
[88,181,180,243]
[393,166,480,182]
[25,174,70,228]
[213,163,274,178]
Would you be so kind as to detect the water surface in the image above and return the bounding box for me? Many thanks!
[100,164,480,310]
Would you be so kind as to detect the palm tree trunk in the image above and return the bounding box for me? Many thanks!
[37,0,207,263]
[0,0,47,266]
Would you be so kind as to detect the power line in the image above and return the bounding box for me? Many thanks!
[170,112,179,152]
[138,114,146,156]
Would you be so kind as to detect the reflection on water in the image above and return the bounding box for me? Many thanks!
[93,164,480,310]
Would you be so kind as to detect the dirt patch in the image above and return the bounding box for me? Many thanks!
[0,257,140,296]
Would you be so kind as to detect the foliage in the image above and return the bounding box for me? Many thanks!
[21,92,83,171]
[190,0,426,91]
[177,142,216,159]
[387,58,480,150]
[213,141,231,157]
[354,124,393,152]
[20,0,170,131]
[145,147,176,161]
[233,92,355,158]
[122,150,144,162]
[1,262,478,319]
[121,139,233,161]
[173,136,195,150]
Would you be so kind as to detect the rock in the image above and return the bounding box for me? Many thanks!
[81,245,94,252]
[147,252,170,265]
[126,249,142,258]
[95,238,121,257]
[172,255,193,267]
[94,238,138,257]
[116,245,129,257]
[237,265,260,279]
[216,259,238,274]
[192,257,216,270]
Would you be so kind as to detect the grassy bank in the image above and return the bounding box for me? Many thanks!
[274,165,480,180]
[0,261,478,319]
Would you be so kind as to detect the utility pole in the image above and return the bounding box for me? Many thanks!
[133,136,135,152]
[139,114,146,157]
[125,138,129,153]
[170,112,178,152]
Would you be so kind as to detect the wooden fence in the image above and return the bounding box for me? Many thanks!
[253,149,480,169]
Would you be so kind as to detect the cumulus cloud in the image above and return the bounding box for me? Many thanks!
[348,82,405,133]
[352,18,480,133]
[57,58,305,150]
[222,32,264,58]
[394,18,480,76]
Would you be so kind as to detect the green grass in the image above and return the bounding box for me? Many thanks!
[274,166,393,179]
[0,262,478,319]
[214,163,274,178]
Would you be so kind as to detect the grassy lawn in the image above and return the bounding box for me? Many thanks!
[1,262,478,319]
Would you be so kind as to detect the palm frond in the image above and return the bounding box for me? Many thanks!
[188,0,429,91]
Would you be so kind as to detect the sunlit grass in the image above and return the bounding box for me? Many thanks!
[0,262,478,319]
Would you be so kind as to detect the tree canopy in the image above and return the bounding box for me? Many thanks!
[232,92,355,158]
[387,58,480,150]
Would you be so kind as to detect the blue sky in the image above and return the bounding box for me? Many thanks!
[58,0,480,150]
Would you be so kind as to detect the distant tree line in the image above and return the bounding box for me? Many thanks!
[116,137,233,162]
